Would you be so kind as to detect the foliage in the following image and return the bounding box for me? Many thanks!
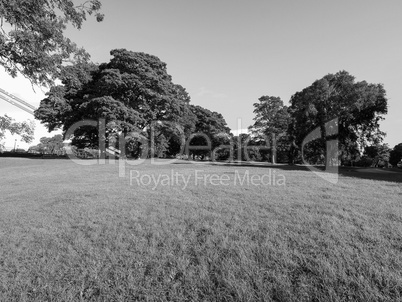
[187,104,231,160]
[231,133,253,161]
[289,70,388,167]
[363,143,391,167]
[354,155,374,167]
[248,96,291,163]
[35,49,225,158]
[390,143,402,166]
[0,0,103,87]
[0,114,35,150]
[248,96,290,138]
[28,134,64,154]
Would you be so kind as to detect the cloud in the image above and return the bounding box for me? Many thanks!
[195,87,228,99]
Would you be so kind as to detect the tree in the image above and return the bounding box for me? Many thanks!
[0,0,103,87]
[249,96,289,138]
[31,134,64,154]
[0,114,35,150]
[187,105,231,160]
[363,143,391,167]
[231,133,253,162]
[289,71,387,168]
[154,84,197,157]
[390,143,402,166]
[248,96,291,163]
[34,49,198,156]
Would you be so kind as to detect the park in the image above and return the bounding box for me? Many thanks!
[1,1,402,301]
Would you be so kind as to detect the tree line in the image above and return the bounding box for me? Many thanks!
[33,49,231,160]
[3,47,402,167]
[1,1,401,166]
[31,50,400,167]
[248,71,396,167]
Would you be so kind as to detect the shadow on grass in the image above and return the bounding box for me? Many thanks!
[172,160,402,183]
[336,167,402,183]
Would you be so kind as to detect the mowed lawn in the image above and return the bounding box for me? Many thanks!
[1,158,402,301]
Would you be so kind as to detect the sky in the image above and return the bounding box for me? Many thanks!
[1,0,401,150]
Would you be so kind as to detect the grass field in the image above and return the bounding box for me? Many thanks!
[1,158,402,301]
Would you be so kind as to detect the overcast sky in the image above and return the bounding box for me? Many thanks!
[1,0,401,149]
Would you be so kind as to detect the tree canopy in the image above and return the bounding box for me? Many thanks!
[288,70,387,166]
[248,96,289,139]
[35,49,192,132]
[0,114,35,150]
[248,96,291,163]
[189,105,230,136]
[390,143,402,166]
[246,71,389,166]
[34,49,230,158]
[363,143,391,167]
[187,104,230,159]
[28,134,64,154]
[0,0,103,86]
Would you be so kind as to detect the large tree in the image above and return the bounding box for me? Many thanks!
[289,71,388,167]
[34,49,198,156]
[0,114,35,150]
[248,95,291,163]
[249,96,289,138]
[0,0,103,87]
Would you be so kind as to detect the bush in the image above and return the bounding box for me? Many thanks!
[0,152,67,159]
[354,156,373,167]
